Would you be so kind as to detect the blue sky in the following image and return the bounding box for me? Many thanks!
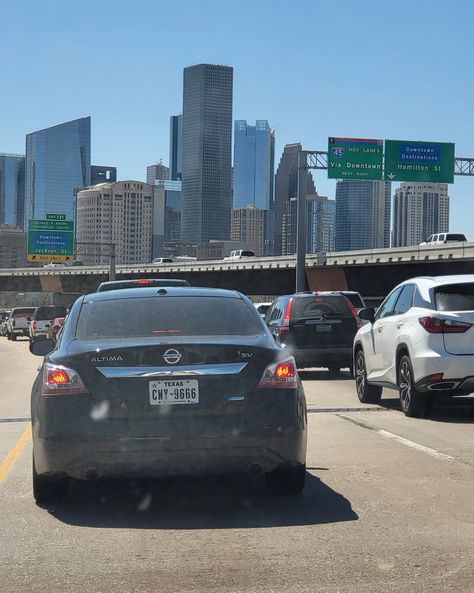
[2,0,473,237]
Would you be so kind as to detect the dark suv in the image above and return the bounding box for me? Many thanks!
[265,292,360,372]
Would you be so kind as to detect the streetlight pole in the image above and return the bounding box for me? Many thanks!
[296,150,308,293]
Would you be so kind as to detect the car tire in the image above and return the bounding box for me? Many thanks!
[32,456,68,506]
[11,334,17,341]
[398,355,430,418]
[355,350,382,403]
[265,463,306,496]
[7,332,11,340]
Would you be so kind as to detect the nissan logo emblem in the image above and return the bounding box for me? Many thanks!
[163,349,181,365]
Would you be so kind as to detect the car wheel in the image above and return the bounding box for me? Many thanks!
[355,350,382,403]
[32,456,68,506]
[265,463,306,496]
[398,355,430,418]
[11,334,17,341]
[7,332,11,340]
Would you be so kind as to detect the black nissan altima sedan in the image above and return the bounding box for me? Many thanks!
[30,287,307,504]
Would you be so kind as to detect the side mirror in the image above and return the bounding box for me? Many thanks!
[29,338,55,356]
[358,307,376,323]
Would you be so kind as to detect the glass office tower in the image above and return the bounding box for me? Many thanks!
[233,120,275,210]
[0,154,25,228]
[25,117,91,225]
[181,64,233,243]
[335,180,391,251]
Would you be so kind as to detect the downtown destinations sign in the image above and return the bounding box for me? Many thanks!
[27,214,74,263]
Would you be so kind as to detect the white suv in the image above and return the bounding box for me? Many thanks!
[354,275,474,417]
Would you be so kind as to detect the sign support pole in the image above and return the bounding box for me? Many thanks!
[296,150,308,293]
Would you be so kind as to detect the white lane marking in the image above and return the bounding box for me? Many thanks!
[377,429,455,461]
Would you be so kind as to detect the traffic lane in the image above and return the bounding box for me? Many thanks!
[1,399,473,592]
[0,348,473,591]
[0,336,37,419]
[301,367,474,467]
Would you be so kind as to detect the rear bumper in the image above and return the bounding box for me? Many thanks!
[412,352,474,393]
[289,346,353,368]
[32,389,307,479]
[33,432,306,479]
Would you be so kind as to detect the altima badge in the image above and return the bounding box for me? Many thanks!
[163,349,182,365]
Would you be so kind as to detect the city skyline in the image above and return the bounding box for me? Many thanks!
[1,2,473,237]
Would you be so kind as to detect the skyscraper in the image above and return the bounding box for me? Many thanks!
[76,181,153,265]
[335,180,391,251]
[169,114,183,181]
[25,117,91,226]
[181,64,233,243]
[392,182,449,247]
[274,143,316,255]
[147,163,169,185]
[0,154,25,229]
[231,206,267,255]
[281,194,335,255]
[233,120,275,210]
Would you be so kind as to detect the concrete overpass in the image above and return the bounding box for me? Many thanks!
[1,243,474,303]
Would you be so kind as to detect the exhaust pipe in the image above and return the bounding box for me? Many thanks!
[248,462,263,474]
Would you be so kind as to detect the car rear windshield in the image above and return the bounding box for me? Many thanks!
[342,293,365,308]
[34,306,67,320]
[12,308,36,318]
[291,296,353,318]
[435,283,474,311]
[76,296,262,339]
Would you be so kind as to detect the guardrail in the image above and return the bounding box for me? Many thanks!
[1,243,474,276]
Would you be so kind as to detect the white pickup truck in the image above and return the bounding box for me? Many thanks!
[6,307,36,341]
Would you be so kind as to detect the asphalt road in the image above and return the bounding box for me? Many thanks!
[1,337,473,593]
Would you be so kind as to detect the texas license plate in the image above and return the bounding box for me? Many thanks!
[316,325,332,332]
[149,379,199,405]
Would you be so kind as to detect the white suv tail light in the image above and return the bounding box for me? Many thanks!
[41,362,88,395]
[419,316,472,334]
[258,356,299,389]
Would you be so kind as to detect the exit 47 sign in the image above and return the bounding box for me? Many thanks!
[384,140,455,183]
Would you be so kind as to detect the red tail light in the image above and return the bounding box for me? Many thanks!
[258,356,298,389]
[277,298,293,340]
[419,317,472,334]
[137,279,151,285]
[32,321,37,331]
[42,362,88,395]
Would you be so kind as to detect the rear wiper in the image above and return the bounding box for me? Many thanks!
[322,312,346,318]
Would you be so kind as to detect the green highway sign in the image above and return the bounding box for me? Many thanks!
[328,137,383,180]
[384,140,455,183]
[27,218,74,263]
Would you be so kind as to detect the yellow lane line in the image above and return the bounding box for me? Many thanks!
[0,424,32,485]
